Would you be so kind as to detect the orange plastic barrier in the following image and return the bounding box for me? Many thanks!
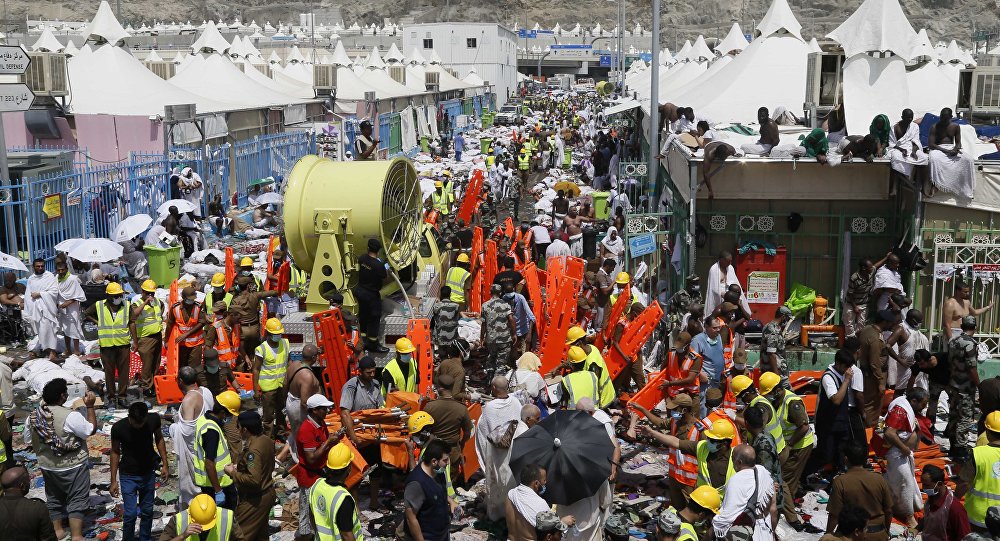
[313,308,353,403]
[457,169,485,224]
[627,368,668,412]
[408,319,435,398]
[522,262,545,336]
[596,285,631,351]
[545,257,564,298]
[153,375,184,404]
[564,257,586,282]
[603,301,664,380]
[483,240,499,293]
[468,227,484,312]
[463,403,482,481]
[504,217,515,240]
[224,247,235,289]
[230,371,255,392]
[521,229,533,265]
[165,281,181,375]
[537,274,581,374]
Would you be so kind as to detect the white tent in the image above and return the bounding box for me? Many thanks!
[360,60,422,97]
[462,67,485,86]
[190,21,231,54]
[827,0,918,61]
[146,49,163,61]
[31,27,64,52]
[363,47,387,70]
[807,38,822,53]
[408,48,427,65]
[287,45,306,64]
[82,0,130,45]
[755,0,803,40]
[405,64,428,91]
[424,62,475,91]
[906,61,956,116]
[689,35,713,61]
[384,43,406,64]
[674,40,693,62]
[911,28,936,59]
[170,52,307,107]
[228,35,246,58]
[716,23,749,55]
[63,40,80,56]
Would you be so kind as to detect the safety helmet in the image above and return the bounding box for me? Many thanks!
[395,337,416,354]
[141,279,157,293]
[565,326,587,345]
[408,411,435,434]
[567,345,587,363]
[240,257,254,266]
[210,273,226,288]
[326,442,354,470]
[188,494,219,529]
[456,253,471,264]
[264,317,284,335]
[689,485,722,514]
[434,181,444,188]
[758,372,781,396]
[615,272,630,285]
[730,374,754,396]
[106,282,124,296]
[216,390,241,416]
[986,411,1000,433]
[704,418,735,441]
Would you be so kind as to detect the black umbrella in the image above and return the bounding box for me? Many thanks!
[509,409,614,505]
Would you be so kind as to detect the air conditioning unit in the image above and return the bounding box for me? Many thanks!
[447,68,458,77]
[388,65,406,84]
[19,52,69,97]
[145,60,176,80]
[314,64,338,91]
[164,104,197,122]
[425,72,439,86]
[803,51,844,126]
[253,64,272,78]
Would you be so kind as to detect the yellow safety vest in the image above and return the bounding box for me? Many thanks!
[432,191,450,214]
[204,292,232,315]
[750,395,786,454]
[562,371,599,406]
[694,439,735,497]
[96,300,131,347]
[967,445,1000,528]
[445,267,471,303]
[382,358,417,394]
[678,521,698,541]
[563,149,572,167]
[776,392,815,450]
[255,338,290,392]
[290,267,308,297]
[192,416,233,488]
[309,480,364,541]
[487,155,496,167]
[518,154,530,171]
[133,298,162,338]
[175,507,234,541]
[583,347,615,408]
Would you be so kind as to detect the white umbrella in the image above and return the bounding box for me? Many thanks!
[113,214,154,242]
[255,192,283,205]
[0,251,28,272]
[67,238,124,263]
[157,199,198,215]
[55,238,84,252]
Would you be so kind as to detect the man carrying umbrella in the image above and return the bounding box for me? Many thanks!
[639,418,737,498]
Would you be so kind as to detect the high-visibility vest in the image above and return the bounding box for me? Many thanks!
[694,439,735,496]
[290,266,308,297]
[192,416,233,488]
[563,150,572,167]
[518,154,530,171]
[204,292,232,315]
[723,385,739,416]
[666,350,702,396]
[487,155,496,167]
[678,521,698,541]
[133,298,162,338]
[717,317,734,367]
[256,338,289,392]
[432,191,450,214]
[172,303,205,347]
[96,300,131,347]
[668,425,699,487]
[382,358,417,394]
[701,409,742,445]
[213,320,241,365]
[966,445,1000,527]
[445,267,471,303]
[583,347,615,408]
[309,480,364,541]
[175,508,234,541]
[776,392,815,450]
[0,435,6,467]
[750,395,786,454]
[562,371,599,406]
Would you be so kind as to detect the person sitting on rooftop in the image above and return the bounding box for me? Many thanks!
[838,134,879,163]
[770,128,828,164]
[740,107,780,156]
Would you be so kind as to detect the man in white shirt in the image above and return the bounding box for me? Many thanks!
[873,254,904,311]
[546,233,572,260]
[712,445,777,541]
[530,222,552,263]
[705,251,741,316]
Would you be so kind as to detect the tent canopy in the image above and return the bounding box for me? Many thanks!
[827,0,918,61]
[82,0,130,45]
[716,23,749,55]
[190,21,231,54]
[755,0,803,41]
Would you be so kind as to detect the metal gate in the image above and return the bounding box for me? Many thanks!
[928,242,1000,357]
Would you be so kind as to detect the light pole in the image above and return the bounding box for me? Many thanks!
[649,0,660,213]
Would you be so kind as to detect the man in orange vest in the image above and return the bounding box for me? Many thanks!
[165,286,208,368]
[205,304,241,369]
[661,332,703,399]
[630,393,700,507]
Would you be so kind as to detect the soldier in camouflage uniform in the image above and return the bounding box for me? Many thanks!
[480,284,516,377]
[667,275,702,334]
[478,182,498,231]
[762,306,793,390]
[947,315,981,460]
[506,159,523,220]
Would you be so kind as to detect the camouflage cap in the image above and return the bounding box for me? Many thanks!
[535,511,567,532]
[604,514,630,537]
[656,509,681,535]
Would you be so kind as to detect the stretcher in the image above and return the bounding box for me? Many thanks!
[463,402,482,481]
[521,262,545,336]
[537,274,581,374]
[457,169,485,224]
[313,308,354,401]
[603,301,664,380]
[468,227,484,312]
[595,284,630,351]
[224,247,235,289]
[626,368,669,412]
[483,240,499,293]
[407,319,435,398]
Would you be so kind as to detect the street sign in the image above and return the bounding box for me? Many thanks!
[550,44,594,58]
[518,29,537,39]
[0,45,30,75]
[628,234,657,258]
[0,83,35,112]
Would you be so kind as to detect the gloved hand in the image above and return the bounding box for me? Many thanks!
[215,491,225,505]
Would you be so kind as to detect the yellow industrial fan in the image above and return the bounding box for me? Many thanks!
[284,155,447,312]
[596,80,613,96]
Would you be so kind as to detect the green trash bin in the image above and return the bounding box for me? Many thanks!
[480,137,493,154]
[592,191,611,220]
[144,245,182,286]
[421,136,430,153]
[482,112,494,129]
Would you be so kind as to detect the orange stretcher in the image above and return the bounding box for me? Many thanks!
[626,368,669,413]
[224,247,235,289]
[483,240,499,293]
[595,285,631,351]
[458,169,485,224]
[313,308,354,402]
[522,262,545,336]
[407,319,435,398]
[463,402,482,481]
[603,301,664,380]
[537,274,581,374]
[468,227,484,312]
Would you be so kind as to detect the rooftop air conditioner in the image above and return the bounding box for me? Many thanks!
[314,64,337,91]
[145,60,176,80]
[803,51,844,127]
[253,64,272,78]
[388,65,406,84]
[425,72,439,86]
[19,52,69,97]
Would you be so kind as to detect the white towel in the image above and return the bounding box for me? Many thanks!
[929,144,975,199]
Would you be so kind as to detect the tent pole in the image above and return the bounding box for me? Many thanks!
[649,0,660,226]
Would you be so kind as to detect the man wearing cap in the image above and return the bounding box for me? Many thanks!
[310,443,362,541]
[224,411,274,541]
[604,514,631,541]
[424,374,473,480]
[482,284,517,374]
[204,273,232,314]
[130,279,163,395]
[713,445,778,541]
[640,418,737,498]
[947,315,981,460]
[654,509,682,541]
[165,286,208,369]
[760,372,815,531]
[858,310,897,428]
[160,493,240,541]
[631,393,700,507]
[702,388,741,444]
[678,486,722,541]
[535,510,569,541]
[445,253,473,311]
[731,374,787,466]
[85,282,132,406]
[196,350,241,397]
[228,274,278,364]
[205,304,241,370]
[295,394,341,539]
[214,390,244,457]
[339,357,385,507]
[825,442,893,540]
[761,306,793,390]
[960,411,1000,532]
[253,318,290,440]
[354,120,379,160]
[354,238,390,353]
[662,332,702,400]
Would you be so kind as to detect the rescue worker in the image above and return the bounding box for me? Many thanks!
[205,304,241,370]
[204,273,232,314]
[654,509,682,541]
[130,279,162,396]
[354,238,390,353]
[640,418,737,497]
[266,247,290,294]
[214,389,244,457]
[197,349,243,399]
[760,371,815,531]
[825,442,893,540]
[85,282,131,407]
[631,393,699,507]
[382,338,419,395]
[662,332,702,400]
[961,410,1000,531]
[339,357,385,508]
[405,411,458,505]
[608,272,631,308]
[228,275,278,367]
[224,411,275,541]
[611,302,646,393]
[761,306,793,389]
[676,486,721,541]
[309,443,363,541]
[701,388,742,444]
[193,400,236,510]
[237,257,263,291]
[430,181,452,216]
[165,286,207,369]
[253,318,290,441]
[445,253,473,311]
[160,494,240,541]
[731,374,786,458]
[557,346,599,407]
[565,325,615,407]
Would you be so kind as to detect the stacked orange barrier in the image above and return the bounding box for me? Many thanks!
[463,403,482,481]
[483,240,499,293]
[627,369,669,412]
[457,169,485,224]
[522,262,545,336]
[468,227,484,312]
[165,280,180,375]
[313,308,354,401]
[603,301,664,380]
[538,274,582,374]
[408,319,435,398]
[596,284,631,350]
[564,257,586,281]
[224,247,235,289]
[154,280,184,404]
[503,217,515,239]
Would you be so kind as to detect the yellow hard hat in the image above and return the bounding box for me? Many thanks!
[704,418,735,441]
[240,257,254,266]
[408,411,435,434]
[730,375,754,396]
[188,494,219,529]
[986,411,1000,433]
[210,273,226,288]
[568,345,587,363]
[326,442,354,470]
[141,279,157,293]
[264,317,284,335]
[396,337,416,354]
[456,253,471,264]
[690,485,722,514]
[615,272,631,285]
[105,282,124,296]
[434,181,444,188]
[216,390,241,416]
[758,372,781,396]
[565,326,587,345]
[442,170,452,177]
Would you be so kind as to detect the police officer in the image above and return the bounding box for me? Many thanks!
[761,306,793,390]
[224,411,274,541]
[228,275,278,365]
[354,238,390,353]
[382,338,419,395]
[253,318,290,441]
[948,315,981,461]
[310,443,363,541]
[445,253,472,311]
[354,120,379,160]
[731,374,786,458]
[760,372,815,530]
[130,279,162,395]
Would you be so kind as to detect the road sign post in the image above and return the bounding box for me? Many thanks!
[0,46,33,262]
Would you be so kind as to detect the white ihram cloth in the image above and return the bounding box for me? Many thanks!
[873,266,904,311]
[507,484,550,528]
[888,122,928,178]
[25,271,60,353]
[929,144,975,199]
[713,465,776,541]
[56,273,87,340]
[884,396,923,517]
[170,387,215,511]
[705,262,751,317]
[476,395,529,520]
[558,481,612,541]
[891,321,929,391]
